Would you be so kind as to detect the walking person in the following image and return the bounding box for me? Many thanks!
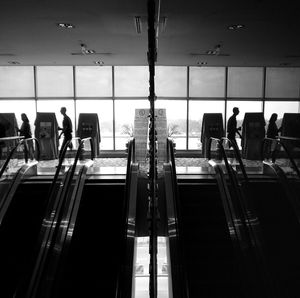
[58,107,73,158]
[227,107,242,149]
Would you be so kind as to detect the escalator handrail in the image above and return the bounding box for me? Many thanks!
[23,137,40,163]
[0,137,25,179]
[262,137,300,179]
[208,137,248,182]
[20,138,93,297]
[36,138,94,295]
[166,137,190,298]
[208,139,275,297]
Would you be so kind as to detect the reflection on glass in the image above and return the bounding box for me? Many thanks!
[156,100,187,150]
[114,66,148,97]
[189,67,225,97]
[75,100,113,150]
[155,66,187,97]
[266,67,300,98]
[75,66,112,97]
[37,100,75,147]
[0,66,34,97]
[264,101,300,127]
[115,100,149,150]
[227,67,263,98]
[37,66,74,97]
[134,237,169,298]
[188,101,225,149]
[0,100,36,136]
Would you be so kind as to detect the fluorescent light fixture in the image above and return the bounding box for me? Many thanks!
[94,61,104,66]
[134,16,142,34]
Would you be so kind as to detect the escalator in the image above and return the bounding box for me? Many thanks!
[240,167,300,297]
[0,138,67,297]
[164,138,269,298]
[177,180,244,298]
[24,138,138,297]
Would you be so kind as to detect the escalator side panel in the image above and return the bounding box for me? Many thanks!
[243,181,300,297]
[178,182,243,298]
[55,183,125,297]
[0,182,51,297]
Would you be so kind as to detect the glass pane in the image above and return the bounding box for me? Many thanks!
[264,101,300,127]
[0,66,34,97]
[75,100,113,150]
[115,66,148,97]
[37,100,75,147]
[115,100,149,150]
[189,67,225,97]
[0,100,36,135]
[188,101,225,149]
[75,66,112,97]
[226,101,263,148]
[155,66,187,97]
[37,66,74,97]
[156,100,187,150]
[227,67,263,98]
[266,68,300,98]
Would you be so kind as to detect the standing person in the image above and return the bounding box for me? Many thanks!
[0,121,6,160]
[227,107,242,148]
[266,113,281,158]
[19,113,32,139]
[18,113,34,159]
[267,113,281,139]
[58,107,73,157]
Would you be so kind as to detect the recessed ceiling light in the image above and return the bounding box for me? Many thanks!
[279,62,290,66]
[197,61,207,66]
[228,24,245,30]
[57,23,75,29]
[94,61,104,66]
[8,61,20,65]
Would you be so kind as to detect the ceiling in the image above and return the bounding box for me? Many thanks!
[1,0,300,67]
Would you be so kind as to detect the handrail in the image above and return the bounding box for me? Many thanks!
[262,137,300,179]
[23,137,94,297]
[0,138,25,179]
[208,137,248,182]
[166,137,190,298]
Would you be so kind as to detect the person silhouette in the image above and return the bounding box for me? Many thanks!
[0,121,6,160]
[267,113,281,139]
[266,113,281,158]
[58,107,73,157]
[227,107,242,148]
[18,113,34,159]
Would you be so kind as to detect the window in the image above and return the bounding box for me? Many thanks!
[226,101,263,148]
[188,100,225,149]
[115,100,149,150]
[75,100,113,150]
[156,100,187,150]
[37,66,74,97]
[0,100,36,135]
[266,68,300,98]
[75,67,112,97]
[189,67,225,97]
[37,100,75,147]
[264,101,300,125]
[0,66,34,97]
[227,67,263,98]
[114,66,148,97]
[155,66,187,97]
